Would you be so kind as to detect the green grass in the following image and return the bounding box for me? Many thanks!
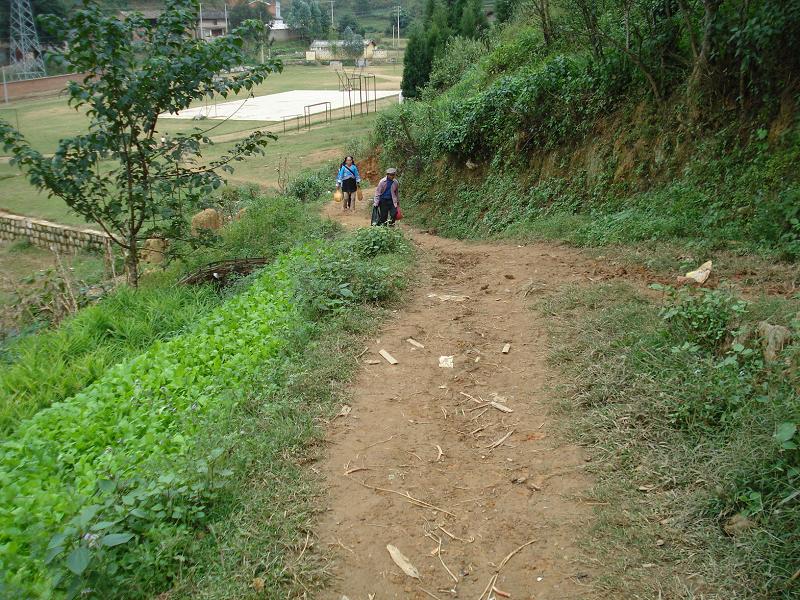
[541,282,799,598]
[0,178,346,436]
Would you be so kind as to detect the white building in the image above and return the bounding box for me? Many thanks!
[308,39,378,61]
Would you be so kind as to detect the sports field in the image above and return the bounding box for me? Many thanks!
[0,64,400,224]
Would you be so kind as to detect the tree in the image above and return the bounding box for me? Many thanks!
[338,12,365,36]
[384,7,410,36]
[0,0,281,287]
[460,0,487,38]
[287,0,314,39]
[401,0,453,97]
[341,26,365,59]
[308,1,328,38]
[401,26,429,97]
[495,0,519,23]
[288,0,329,40]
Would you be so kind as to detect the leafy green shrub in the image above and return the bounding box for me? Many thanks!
[219,194,336,259]
[349,226,406,258]
[426,36,486,95]
[286,169,330,203]
[292,235,409,318]
[657,286,748,352]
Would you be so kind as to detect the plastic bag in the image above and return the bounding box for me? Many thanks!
[395,206,404,221]
[333,189,343,203]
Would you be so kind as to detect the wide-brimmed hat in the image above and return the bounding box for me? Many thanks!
[386,167,398,175]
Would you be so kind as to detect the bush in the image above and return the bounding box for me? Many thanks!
[220,194,337,259]
[657,286,749,352]
[286,169,331,203]
[426,36,486,95]
[349,226,406,258]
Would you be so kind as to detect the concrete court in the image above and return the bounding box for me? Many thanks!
[159,89,401,122]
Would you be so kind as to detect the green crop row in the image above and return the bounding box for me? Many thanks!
[0,191,336,439]
[0,283,218,436]
[0,226,409,598]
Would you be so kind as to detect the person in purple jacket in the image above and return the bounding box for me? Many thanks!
[372,167,399,226]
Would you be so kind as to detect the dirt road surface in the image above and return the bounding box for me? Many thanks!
[317,201,604,599]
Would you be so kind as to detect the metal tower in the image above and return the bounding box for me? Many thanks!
[9,0,47,80]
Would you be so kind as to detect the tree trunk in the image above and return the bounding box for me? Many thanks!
[536,0,554,46]
[687,0,721,119]
[125,242,140,287]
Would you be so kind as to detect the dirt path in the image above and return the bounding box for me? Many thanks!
[314,202,610,599]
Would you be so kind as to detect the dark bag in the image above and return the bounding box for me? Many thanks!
[371,206,380,226]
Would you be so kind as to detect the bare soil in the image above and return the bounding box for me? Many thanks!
[316,201,610,599]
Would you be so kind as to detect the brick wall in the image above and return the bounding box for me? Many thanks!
[0,210,109,254]
[1,72,88,102]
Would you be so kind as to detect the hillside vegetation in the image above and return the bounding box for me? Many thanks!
[386,0,799,260]
[374,0,799,597]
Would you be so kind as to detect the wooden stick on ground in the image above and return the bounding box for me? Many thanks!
[486,429,515,450]
[458,391,483,404]
[438,525,474,543]
[479,573,498,600]
[350,478,456,517]
[497,539,539,571]
[418,587,443,600]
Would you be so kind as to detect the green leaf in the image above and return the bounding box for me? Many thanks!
[44,544,65,565]
[100,533,135,547]
[98,479,116,493]
[66,547,91,575]
[47,532,68,550]
[775,422,797,443]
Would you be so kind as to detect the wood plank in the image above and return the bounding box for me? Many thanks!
[379,349,399,365]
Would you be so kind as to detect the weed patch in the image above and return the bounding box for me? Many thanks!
[542,283,799,597]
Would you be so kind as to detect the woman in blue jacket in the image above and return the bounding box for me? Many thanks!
[336,155,361,211]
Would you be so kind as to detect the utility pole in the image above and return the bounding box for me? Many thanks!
[198,2,204,39]
[328,0,335,29]
[396,5,401,48]
[9,0,47,80]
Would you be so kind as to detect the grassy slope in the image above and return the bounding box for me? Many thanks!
[542,283,799,599]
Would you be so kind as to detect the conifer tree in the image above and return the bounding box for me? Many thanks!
[460,0,487,37]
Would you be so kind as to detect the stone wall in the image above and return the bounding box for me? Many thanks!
[0,211,109,254]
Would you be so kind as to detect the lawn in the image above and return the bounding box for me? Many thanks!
[0,64,396,224]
